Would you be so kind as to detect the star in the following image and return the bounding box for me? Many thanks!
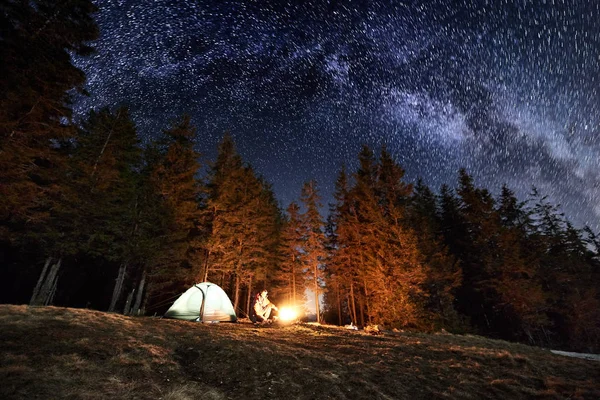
[74,0,600,231]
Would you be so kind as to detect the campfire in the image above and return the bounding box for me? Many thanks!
[278,306,299,322]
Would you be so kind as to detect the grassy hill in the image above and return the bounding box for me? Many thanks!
[1,305,599,399]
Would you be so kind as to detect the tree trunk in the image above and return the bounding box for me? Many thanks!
[313,264,320,322]
[292,259,297,305]
[90,108,121,179]
[33,258,61,306]
[46,273,59,306]
[123,289,135,315]
[350,281,357,325]
[246,275,253,318]
[30,257,52,305]
[336,282,342,326]
[363,277,372,325]
[482,305,491,329]
[202,249,211,282]
[233,239,244,312]
[131,271,146,316]
[109,263,127,312]
[140,283,150,316]
[358,294,365,327]
[233,271,240,313]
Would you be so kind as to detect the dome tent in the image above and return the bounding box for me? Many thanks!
[164,282,237,322]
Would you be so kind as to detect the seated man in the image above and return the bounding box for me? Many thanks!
[253,290,278,323]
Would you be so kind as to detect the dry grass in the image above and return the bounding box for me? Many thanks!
[1,305,599,399]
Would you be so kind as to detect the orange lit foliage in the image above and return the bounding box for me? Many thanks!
[204,135,281,314]
[300,180,327,322]
[145,116,203,303]
[276,202,306,306]
[325,146,429,329]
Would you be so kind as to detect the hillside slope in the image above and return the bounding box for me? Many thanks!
[1,305,598,399]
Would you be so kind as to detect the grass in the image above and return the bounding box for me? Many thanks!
[1,305,599,399]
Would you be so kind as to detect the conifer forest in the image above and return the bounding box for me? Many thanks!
[1,0,599,354]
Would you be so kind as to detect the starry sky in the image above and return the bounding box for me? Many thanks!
[74,0,600,231]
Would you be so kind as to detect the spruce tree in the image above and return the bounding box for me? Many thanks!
[278,202,306,306]
[530,190,600,350]
[325,147,429,328]
[205,135,281,314]
[300,180,327,323]
[350,146,380,326]
[1,0,98,304]
[145,116,203,309]
[63,107,144,311]
[489,185,549,343]
[1,0,98,243]
[454,169,501,334]
[69,107,141,256]
[370,147,427,328]
[408,179,463,331]
[583,226,600,272]
[201,134,243,283]
[322,166,353,325]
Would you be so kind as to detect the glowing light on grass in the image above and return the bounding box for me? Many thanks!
[278,306,297,322]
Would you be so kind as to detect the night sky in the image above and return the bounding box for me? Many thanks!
[74,0,600,231]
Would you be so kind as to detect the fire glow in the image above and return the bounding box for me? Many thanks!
[278,306,297,322]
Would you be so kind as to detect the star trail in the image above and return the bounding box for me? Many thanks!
[74,0,600,231]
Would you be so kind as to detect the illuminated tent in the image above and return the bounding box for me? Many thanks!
[164,282,237,322]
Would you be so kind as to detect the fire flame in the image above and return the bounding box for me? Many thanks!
[278,306,297,322]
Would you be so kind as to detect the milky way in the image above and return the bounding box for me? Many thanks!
[74,0,600,231]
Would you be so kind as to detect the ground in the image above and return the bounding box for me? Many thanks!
[1,305,599,399]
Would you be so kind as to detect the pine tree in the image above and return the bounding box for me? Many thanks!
[1,0,98,243]
[68,107,141,258]
[201,134,243,283]
[1,0,98,305]
[323,166,365,325]
[454,169,501,334]
[125,143,174,315]
[408,179,463,331]
[480,185,546,343]
[322,166,353,325]
[278,202,306,307]
[437,183,482,329]
[326,147,429,329]
[205,135,281,315]
[350,146,380,326]
[300,180,327,323]
[529,189,600,350]
[245,176,282,314]
[583,226,600,271]
[369,147,427,328]
[75,107,140,307]
[376,147,413,213]
[145,116,203,309]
